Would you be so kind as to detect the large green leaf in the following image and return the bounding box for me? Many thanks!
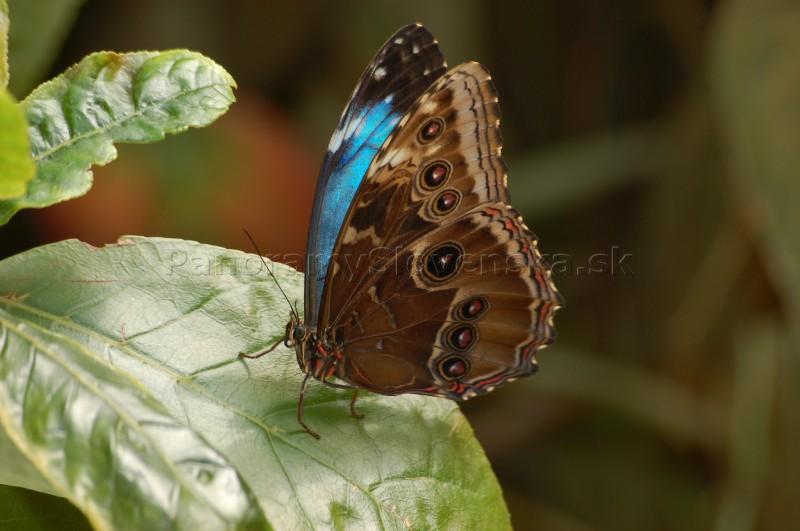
[0,237,510,530]
[6,0,86,97]
[0,89,34,199]
[0,50,236,226]
[0,303,268,529]
[710,0,800,334]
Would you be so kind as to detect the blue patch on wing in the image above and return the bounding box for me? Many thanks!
[303,24,446,329]
[308,97,399,320]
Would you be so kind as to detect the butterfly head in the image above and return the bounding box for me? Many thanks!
[289,320,307,344]
[283,317,308,365]
[281,317,316,378]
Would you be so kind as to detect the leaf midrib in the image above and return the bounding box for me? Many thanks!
[28,80,230,163]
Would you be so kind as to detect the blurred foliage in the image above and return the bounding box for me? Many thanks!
[0,485,89,531]
[0,0,799,530]
[0,0,8,89]
[5,0,85,97]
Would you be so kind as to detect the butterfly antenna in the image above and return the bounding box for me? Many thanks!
[242,229,298,321]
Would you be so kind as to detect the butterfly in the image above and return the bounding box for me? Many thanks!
[244,23,562,438]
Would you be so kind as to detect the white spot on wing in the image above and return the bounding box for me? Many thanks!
[373,66,386,81]
[412,44,420,54]
[389,147,410,165]
[342,224,381,246]
[420,100,437,113]
[328,126,345,153]
[394,37,404,44]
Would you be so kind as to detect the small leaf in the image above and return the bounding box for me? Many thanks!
[0,0,8,89]
[0,89,34,198]
[0,50,236,226]
[0,310,268,529]
[6,0,86,97]
[0,237,511,530]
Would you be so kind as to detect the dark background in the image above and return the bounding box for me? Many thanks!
[2,1,798,530]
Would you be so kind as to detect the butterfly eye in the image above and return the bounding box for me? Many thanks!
[433,190,460,215]
[423,243,463,282]
[438,355,469,380]
[457,297,488,321]
[420,161,451,190]
[292,323,307,341]
[447,325,477,351]
[418,117,445,143]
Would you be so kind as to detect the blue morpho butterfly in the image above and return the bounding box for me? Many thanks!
[243,24,562,438]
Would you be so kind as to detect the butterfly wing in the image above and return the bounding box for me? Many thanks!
[320,62,562,398]
[305,23,446,329]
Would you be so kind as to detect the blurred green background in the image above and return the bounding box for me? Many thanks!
[2,1,799,530]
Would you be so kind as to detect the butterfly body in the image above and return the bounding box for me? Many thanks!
[255,24,562,437]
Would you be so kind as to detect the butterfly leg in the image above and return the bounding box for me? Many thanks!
[349,390,364,419]
[297,371,321,439]
[239,335,283,360]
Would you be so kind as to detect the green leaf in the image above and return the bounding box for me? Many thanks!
[0,0,8,89]
[710,0,800,334]
[0,307,268,529]
[6,0,86,97]
[0,89,34,199]
[0,237,511,530]
[0,50,236,226]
